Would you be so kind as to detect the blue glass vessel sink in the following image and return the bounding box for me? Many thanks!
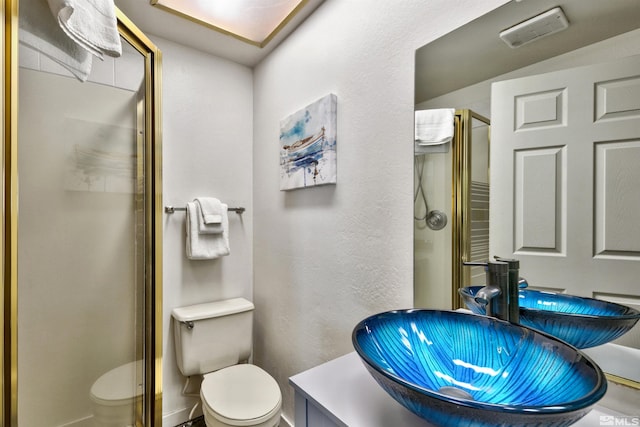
[352,309,606,427]
[460,286,640,349]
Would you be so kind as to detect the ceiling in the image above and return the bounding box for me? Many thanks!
[114,0,325,67]
[115,1,640,88]
[415,0,640,104]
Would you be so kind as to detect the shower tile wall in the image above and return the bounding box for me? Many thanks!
[19,43,143,90]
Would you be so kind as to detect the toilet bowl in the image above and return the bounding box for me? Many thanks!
[201,364,282,427]
[90,360,143,427]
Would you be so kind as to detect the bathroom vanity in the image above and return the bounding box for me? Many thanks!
[290,352,635,427]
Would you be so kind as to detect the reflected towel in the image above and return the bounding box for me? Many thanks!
[19,0,93,81]
[195,197,223,234]
[415,108,455,145]
[186,202,230,260]
[47,0,122,59]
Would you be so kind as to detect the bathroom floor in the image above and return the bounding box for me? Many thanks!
[175,416,205,427]
[177,416,281,427]
[176,415,281,427]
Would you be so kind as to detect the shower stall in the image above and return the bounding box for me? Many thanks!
[414,109,490,310]
[2,4,162,426]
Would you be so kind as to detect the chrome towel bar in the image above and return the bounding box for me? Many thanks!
[164,206,245,214]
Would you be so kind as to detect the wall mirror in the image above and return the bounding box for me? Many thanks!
[3,6,162,425]
[414,0,640,387]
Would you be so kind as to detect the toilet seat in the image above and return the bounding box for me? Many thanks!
[201,364,282,427]
[90,360,143,407]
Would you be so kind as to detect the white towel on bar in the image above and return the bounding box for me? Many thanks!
[415,108,455,145]
[195,197,223,234]
[186,202,230,260]
[19,0,93,81]
[47,0,122,60]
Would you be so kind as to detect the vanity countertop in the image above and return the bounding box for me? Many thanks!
[289,352,630,427]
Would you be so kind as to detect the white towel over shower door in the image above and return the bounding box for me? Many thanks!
[490,55,640,346]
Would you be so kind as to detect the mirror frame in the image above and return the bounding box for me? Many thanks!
[2,6,163,425]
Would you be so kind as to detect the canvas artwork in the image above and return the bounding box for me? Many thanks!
[279,94,337,190]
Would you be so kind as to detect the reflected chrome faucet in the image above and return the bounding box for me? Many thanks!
[463,257,527,323]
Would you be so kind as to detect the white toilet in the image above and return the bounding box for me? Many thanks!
[172,298,282,427]
[89,360,143,427]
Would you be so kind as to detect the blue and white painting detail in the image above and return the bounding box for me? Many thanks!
[280,94,337,190]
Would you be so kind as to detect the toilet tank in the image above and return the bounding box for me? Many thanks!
[172,298,254,377]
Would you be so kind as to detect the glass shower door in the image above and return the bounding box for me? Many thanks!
[17,38,146,427]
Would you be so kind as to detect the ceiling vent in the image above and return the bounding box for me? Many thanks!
[499,7,569,48]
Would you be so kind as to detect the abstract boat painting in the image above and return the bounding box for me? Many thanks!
[280,94,337,190]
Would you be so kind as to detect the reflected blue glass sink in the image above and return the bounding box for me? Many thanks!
[460,286,640,349]
[352,309,606,427]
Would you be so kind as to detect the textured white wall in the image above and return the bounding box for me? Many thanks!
[252,0,509,422]
[155,37,254,424]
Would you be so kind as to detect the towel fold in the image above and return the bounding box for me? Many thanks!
[415,139,449,155]
[196,197,223,224]
[47,0,122,60]
[19,0,93,81]
[415,108,455,145]
[186,202,230,260]
[195,197,224,234]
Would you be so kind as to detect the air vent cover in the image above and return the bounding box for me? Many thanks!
[500,7,569,48]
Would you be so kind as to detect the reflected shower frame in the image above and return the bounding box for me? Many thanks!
[1,4,163,426]
[451,109,490,309]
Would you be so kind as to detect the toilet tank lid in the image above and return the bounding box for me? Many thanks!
[172,298,254,322]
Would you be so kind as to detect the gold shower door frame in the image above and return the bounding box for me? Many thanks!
[451,109,490,309]
[1,4,163,426]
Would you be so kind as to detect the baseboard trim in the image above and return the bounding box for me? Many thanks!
[164,407,292,427]
[280,413,293,427]
[57,415,93,427]
[163,407,197,427]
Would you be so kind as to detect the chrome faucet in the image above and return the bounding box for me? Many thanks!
[476,261,510,321]
[463,257,526,323]
[493,257,524,324]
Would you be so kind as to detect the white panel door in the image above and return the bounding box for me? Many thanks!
[490,55,640,347]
